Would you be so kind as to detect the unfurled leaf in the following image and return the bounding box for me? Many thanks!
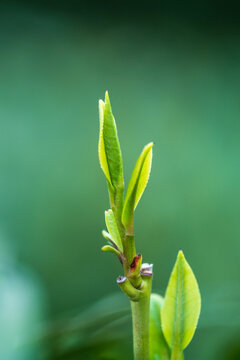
[105,210,123,252]
[149,294,170,360]
[122,142,153,233]
[101,245,121,257]
[98,99,111,185]
[98,91,124,192]
[161,251,201,356]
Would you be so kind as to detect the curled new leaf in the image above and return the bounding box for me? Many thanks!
[98,91,124,193]
[161,251,201,356]
[122,142,153,233]
[105,210,123,253]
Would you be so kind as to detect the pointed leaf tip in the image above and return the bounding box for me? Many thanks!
[105,90,110,103]
[178,250,184,259]
[161,251,201,353]
[122,142,154,233]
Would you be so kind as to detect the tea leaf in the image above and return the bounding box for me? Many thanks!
[149,294,170,360]
[102,230,123,254]
[161,251,201,354]
[105,210,123,252]
[122,142,153,233]
[98,92,124,192]
[101,245,121,257]
[98,99,111,186]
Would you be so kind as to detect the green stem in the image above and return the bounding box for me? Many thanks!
[131,277,152,360]
[170,345,182,360]
[124,234,136,265]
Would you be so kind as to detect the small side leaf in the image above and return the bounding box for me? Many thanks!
[98,92,124,191]
[105,210,123,253]
[149,294,170,360]
[101,245,121,257]
[161,251,201,355]
[122,142,153,233]
[102,230,122,253]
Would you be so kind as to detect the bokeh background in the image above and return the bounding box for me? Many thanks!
[0,1,240,359]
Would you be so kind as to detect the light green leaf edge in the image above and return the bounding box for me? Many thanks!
[122,142,153,231]
[150,294,170,360]
[98,91,123,190]
[105,209,123,252]
[161,251,201,353]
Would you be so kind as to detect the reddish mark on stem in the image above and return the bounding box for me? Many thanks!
[130,254,142,270]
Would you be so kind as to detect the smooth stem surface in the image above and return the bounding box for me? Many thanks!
[124,234,136,265]
[131,278,152,360]
[170,345,182,360]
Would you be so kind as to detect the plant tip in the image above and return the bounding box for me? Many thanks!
[105,90,110,103]
[178,250,184,258]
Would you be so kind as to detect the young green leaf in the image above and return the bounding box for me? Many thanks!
[105,209,123,253]
[122,142,153,233]
[98,99,111,185]
[98,91,124,192]
[102,229,115,244]
[101,245,121,258]
[161,251,201,357]
[102,230,123,254]
[149,294,170,360]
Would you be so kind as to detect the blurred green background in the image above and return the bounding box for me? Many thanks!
[0,1,240,359]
